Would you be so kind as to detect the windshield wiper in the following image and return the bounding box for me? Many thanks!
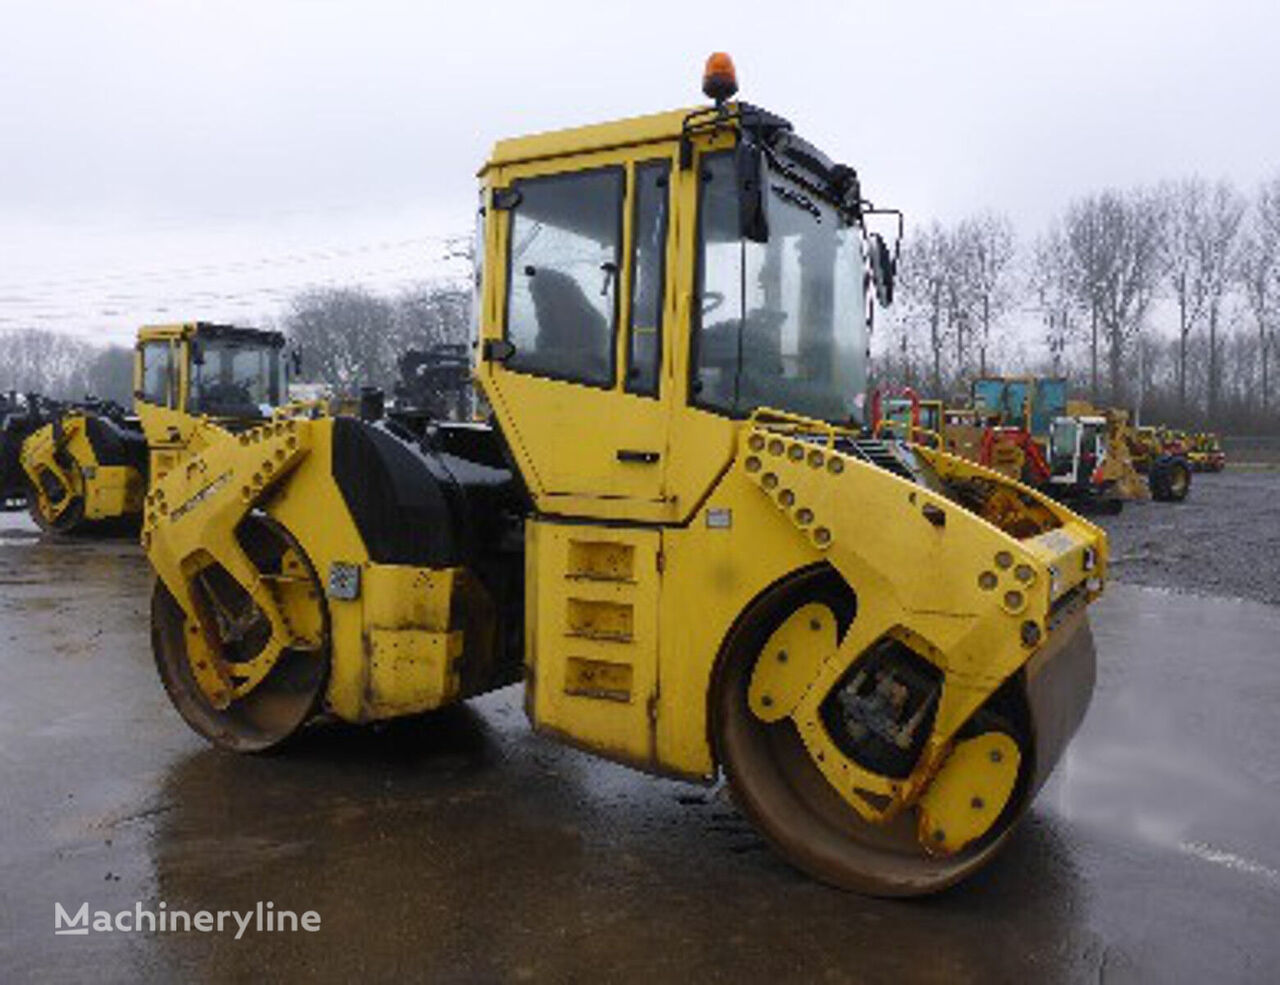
[770,183,821,221]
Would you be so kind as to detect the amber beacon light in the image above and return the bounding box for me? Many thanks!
[702,52,738,103]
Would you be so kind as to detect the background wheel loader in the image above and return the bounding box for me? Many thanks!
[1185,431,1226,472]
[18,322,289,534]
[955,378,1190,509]
[141,56,1108,896]
[1096,412,1192,504]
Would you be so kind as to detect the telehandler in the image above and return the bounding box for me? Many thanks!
[142,56,1107,896]
[19,322,288,533]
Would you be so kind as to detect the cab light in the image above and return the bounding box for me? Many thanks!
[703,52,738,103]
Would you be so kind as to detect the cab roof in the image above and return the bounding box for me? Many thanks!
[137,322,285,346]
[482,103,798,173]
[482,107,700,173]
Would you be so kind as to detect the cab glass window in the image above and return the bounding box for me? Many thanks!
[472,188,486,342]
[504,167,623,387]
[626,161,670,395]
[188,338,283,417]
[692,151,866,424]
[139,341,174,407]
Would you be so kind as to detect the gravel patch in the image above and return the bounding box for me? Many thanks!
[1094,471,1280,607]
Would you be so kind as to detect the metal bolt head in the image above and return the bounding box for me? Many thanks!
[777,650,788,663]
[761,695,774,708]
[990,749,1003,764]
[971,796,985,810]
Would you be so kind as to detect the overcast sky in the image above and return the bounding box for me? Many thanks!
[2,0,1278,344]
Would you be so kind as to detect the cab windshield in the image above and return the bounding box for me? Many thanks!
[1051,420,1079,461]
[693,150,867,425]
[188,337,285,418]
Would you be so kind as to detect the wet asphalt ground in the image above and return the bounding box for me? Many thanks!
[1,471,1278,984]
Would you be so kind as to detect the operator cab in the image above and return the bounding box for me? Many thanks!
[133,322,289,482]
[135,323,288,424]
[1048,416,1107,486]
[476,56,900,524]
[187,326,288,420]
[973,377,1067,437]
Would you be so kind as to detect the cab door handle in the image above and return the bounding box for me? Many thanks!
[616,450,660,464]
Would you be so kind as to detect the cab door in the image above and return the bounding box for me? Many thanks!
[134,337,187,480]
[478,150,677,521]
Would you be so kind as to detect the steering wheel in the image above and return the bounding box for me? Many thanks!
[701,290,726,317]
[200,379,253,407]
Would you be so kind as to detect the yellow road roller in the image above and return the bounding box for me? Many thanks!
[20,322,289,534]
[143,57,1107,895]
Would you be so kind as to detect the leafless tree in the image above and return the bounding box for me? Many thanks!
[942,231,975,379]
[283,282,473,394]
[897,222,953,395]
[284,287,398,391]
[1062,196,1105,400]
[1198,181,1247,418]
[960,213,1016,376]
[0,328,94,397]
[1162,179,1211,413]
[390,282,471,353]
[86,345,135,405]
[1030,223,1081,377]
[1235,176,1280,413]
[869,176,1280,436]
[1061,189,1165,405]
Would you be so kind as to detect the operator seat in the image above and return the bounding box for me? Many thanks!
[528,267,610,382]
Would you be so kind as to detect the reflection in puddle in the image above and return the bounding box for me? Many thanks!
[139,692,1094,984]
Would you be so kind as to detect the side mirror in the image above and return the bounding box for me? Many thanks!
[358,386,385,422]
[190,340,204,366]
[289,347,303,377]
[868,233,896,307]
[736,138,769,244]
